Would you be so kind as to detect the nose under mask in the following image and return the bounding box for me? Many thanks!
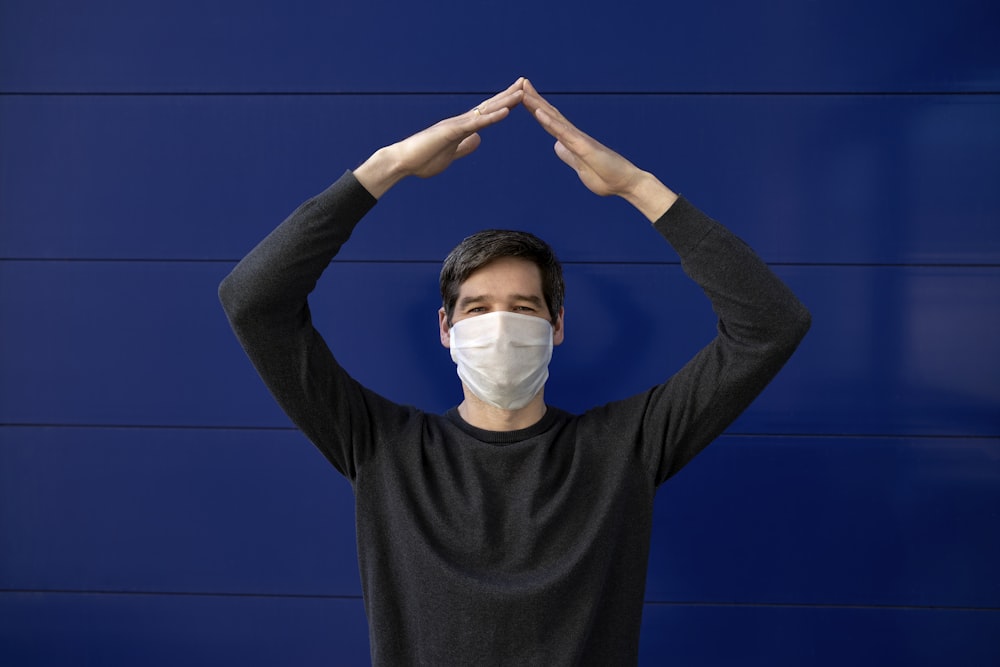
[449,311,554,410]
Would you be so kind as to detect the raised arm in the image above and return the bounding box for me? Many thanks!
[218,79,524,477]
[523,80,811,482]
[355,78,525,198]
[522,78,677,222]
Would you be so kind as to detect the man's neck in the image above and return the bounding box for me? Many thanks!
[457,389,547,432]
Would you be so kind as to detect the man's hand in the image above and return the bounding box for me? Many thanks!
[522,79,677,222]
[355,78,525,199]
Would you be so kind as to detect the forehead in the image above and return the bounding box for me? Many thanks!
[457,256,544,297]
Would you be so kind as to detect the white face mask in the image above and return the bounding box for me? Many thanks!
[449,311,554,411]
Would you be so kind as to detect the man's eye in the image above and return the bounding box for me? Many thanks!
[467,306,486,313]
[514,306,535,312]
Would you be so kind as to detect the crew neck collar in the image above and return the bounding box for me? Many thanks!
[445,405,566,445]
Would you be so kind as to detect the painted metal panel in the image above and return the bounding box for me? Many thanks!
[1,261,996,435]
[639,604,1000,666]
[1,0,997,662]
[2,94,998,264]
[1,0,997,93]
[0,427,359,596]
[0,591,370,667]
[1,591,996,666]
[647,436,1000,608]
[3,428,997,609]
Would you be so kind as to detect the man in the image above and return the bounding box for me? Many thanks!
[220,78,810,665]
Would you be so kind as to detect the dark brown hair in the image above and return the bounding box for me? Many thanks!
[440,229,564,325]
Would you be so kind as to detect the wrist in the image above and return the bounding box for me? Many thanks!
[621,170,679,222]
[353,146,407,199]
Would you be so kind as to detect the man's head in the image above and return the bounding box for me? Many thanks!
[439,229,565,328]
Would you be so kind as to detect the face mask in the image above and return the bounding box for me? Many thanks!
[449,311,554,410]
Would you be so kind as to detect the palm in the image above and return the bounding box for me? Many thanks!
[552,127,640,197]
[556,139,636,197]
[387,78,526,181]
[397,121,482,179]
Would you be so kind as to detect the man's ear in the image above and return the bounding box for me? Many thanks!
[553,307,565,346]
[439,307,451,348]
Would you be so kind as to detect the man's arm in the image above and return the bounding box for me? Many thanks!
[218,79,525,477]
[218,173,381,479]
[522,78,678,221]
[355,78,525,198]
[523,80,811,483]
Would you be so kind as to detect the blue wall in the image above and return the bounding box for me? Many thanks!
[2,1,998,664]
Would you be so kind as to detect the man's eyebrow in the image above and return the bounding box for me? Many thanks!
[510,294,544,306]
[457,295,489,308]
[457,294,544,307]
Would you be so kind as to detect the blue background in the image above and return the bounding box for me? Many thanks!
[1,0,998,664]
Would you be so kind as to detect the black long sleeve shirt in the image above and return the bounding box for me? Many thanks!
[219,171,811,666]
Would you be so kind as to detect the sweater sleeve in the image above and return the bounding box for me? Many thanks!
[639,197,812,485]
[218,171,401,480]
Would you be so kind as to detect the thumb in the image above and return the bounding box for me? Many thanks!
[553,141,580,171]
[454,133,482,160]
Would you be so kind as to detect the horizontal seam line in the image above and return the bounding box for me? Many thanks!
[1,423,996,440]
[1,590,996,611]
[0,589,359,601]
[1,90,998,97]
[643,600,1000,612]
[1,258,998,269]
[0,423,299,432]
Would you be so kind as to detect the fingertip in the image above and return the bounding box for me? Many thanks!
[483,107,510,125]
